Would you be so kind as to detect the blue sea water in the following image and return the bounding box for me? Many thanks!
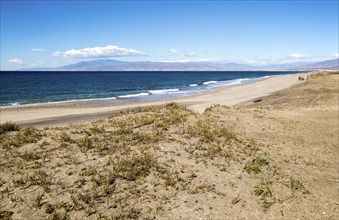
[0,71,303,107]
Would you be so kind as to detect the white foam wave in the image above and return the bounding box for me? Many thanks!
[0,97,117,109]
[118,93,149,98]
[223,79,246,86]
[55,97,117,103]
[206,78,252,88]
[203,81,218,85]
[148,89,179,94]
[189,84,198,87]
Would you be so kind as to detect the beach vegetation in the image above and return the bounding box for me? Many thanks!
[0,122,19,135]
[112,153,155,181]
[1,127,44,148]
[21,150,42,161]
[254,182,275,210]
[185,119,237,143]
[33,193,44,208]
[244,157,269,174]
[288,177,310,194]
[0,98,322,218]
[0,210,13,220]
[191,181,216,194]
[59,131,72,142]
[29,170,53,192]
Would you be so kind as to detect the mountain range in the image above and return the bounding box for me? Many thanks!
[21,58,339,71]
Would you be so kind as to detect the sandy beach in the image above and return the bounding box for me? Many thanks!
[0,73,308,127]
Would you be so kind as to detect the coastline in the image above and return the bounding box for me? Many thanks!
[0,73,308,127]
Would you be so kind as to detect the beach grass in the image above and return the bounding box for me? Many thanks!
[0,103,314,219]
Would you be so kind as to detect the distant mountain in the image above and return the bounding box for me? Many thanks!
[295,59,339,70]
[56,60,226,71]
[19,58,339,71]
[207,62,255,70]
[259,62,315,70]
[56,60,129,71]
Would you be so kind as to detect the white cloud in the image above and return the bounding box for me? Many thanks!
[288,53,305,59]
[52,45,146,58]
[333,53,339,58]
[168,48,178,55]
[32,48,45,52]
[185,52,197,57]
[8,58,24,65]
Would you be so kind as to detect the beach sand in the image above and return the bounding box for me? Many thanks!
[0,71,338,219]
[0,73,308,127]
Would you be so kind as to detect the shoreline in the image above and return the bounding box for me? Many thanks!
[0,73,286,110]
[0,73,308,127]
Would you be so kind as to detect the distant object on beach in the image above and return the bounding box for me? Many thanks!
[253,98,262,103]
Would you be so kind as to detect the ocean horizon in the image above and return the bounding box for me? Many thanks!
[0,71,304,108]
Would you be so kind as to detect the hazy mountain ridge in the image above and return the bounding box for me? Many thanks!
[20,59,339,71]
[294,59,339,70]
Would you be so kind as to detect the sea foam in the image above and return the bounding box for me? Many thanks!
[203,81,218,85]
[148,89,179,94]
[118,93,149,98]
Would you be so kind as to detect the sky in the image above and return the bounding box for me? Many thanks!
[0,0,338,70]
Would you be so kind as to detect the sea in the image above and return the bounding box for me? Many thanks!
[0,71,303,107]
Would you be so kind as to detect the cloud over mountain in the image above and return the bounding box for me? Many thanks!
[185,52,197,57]
[168,48,178,55]
[52,45,146,58]
[8,58,24,65]
[288,53,305,59]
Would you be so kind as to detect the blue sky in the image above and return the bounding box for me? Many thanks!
[1,0,338,70]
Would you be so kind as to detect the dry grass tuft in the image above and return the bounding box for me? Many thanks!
[0,122,19,135]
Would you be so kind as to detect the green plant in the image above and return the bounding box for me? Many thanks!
[289,178,310,194]
[244,157,269,174]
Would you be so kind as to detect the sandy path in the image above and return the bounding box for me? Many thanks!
[0,73,307,127]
